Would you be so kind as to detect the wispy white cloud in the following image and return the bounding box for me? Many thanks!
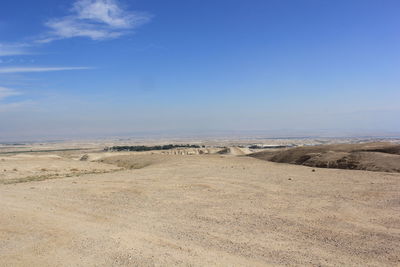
[0,43,31,56]
[0,86,21,100]
[40,0,151,42]
[0,66,92,73]
[73,0,143,28]
[0,87,36,113]
[0,86,31,112]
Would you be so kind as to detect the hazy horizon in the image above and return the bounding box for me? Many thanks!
[1,0,399,140]
[1,128,400,143]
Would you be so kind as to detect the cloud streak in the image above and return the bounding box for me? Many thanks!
[0,86,31,113]
[0,43,31,56]
[0,67,92,73]
[40,0,151,42]
[0,87,21,100]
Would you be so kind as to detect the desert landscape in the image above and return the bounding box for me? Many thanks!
[1,139,399,266]
[2,0,399,266]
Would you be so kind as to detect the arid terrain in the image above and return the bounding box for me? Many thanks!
[0,140,399,266]
[250,142,400,173]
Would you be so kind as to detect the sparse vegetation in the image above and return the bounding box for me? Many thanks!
[0,169,122,185]
[106,144,200,152]
[97,154,164,169]
[249,145,294,149]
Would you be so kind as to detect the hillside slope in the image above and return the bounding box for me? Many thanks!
[249,142,400,173]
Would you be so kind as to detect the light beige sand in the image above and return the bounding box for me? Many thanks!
[0,152,399,266]
[0,154,120,184]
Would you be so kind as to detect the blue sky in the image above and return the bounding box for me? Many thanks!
[0,0,399,140]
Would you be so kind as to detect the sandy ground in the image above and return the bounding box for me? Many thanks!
[0,152,399,266]
[0,155,120,184]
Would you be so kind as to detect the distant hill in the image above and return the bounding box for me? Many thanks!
[217,147,252,155]
[249,142,400,173]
